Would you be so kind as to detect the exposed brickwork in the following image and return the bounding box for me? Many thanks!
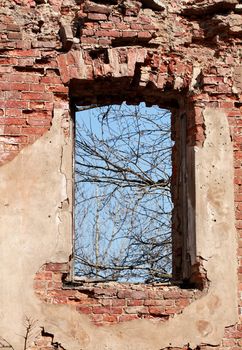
[34,263,201,326]
[0,0,241,348]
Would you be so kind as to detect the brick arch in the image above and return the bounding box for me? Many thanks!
[57,48,192,95]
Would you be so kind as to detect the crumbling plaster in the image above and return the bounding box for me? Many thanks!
[0,110,74,348]
[0,0,241,348]
[0,106,237,350]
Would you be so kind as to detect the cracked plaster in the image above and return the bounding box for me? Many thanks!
[0,107,237,350]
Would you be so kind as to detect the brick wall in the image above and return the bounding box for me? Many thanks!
[34,263,202,326]
[0,0,241,349]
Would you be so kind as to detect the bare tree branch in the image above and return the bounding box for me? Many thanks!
[74,103,173,283]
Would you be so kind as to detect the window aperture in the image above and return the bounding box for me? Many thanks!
[74,103,173,283]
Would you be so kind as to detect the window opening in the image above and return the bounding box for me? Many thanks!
[74,102,173,283]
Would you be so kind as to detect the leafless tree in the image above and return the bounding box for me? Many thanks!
[74,103,173,283]
[0,316,38,350]
[0,337,14,350]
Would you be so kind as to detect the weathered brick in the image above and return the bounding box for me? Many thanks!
[102,314,118,322]
[125,306,148,314]
[96,30,121,38]
[77,306,93,314]
[148,306,166,315]
[0,118,26,125]
[122,31,137,38]
[137,31,152,39]
[0,0,241,338]
[119,314,139,322]
[88,13,107,21]
[22,92,53,102]
[127,299,143,306]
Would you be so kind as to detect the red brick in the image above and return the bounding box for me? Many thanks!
[90,314,103,324]
[119,314,139,322]
[137,31,152,39]
[203,76,223,85]
[10,83,30,91]
[165,307,179,314]
[148,290,165,299]
[108,15,121,23]
[47,282,62,289]
[80,37,99,45]
[84,3,111,14]
[33,280,46,289]
[99,39,112,45]
[0,135,28,144]
[88,13,107,21]
[122,31,137,38]
[28,84,45,92]
[76,298,98,305]
[5,91,21,100]
[117,290,132,299]
[29,101,46,110]
[0,57,18,65]
[175,299,190,307]
[76,306,93,314]
[101,22,114,29]
[52,296,68,304]
[219,101,235,109]
[137,15,151,23]
[143,24,157,30]
[111,299,126,307]
[164,290,181,299]
[0,118,26,125]
[224,329,242,339]
[116,23,130,30]
[8,32,22,40]
[35,272,53,280]
[22,92,53,102]
[94,288,117,297]
[109,307,123,314]
[23,110,51,119]
[45,263,69,272]
[92,306,111,314]
[45,85,68,93]
[27,117,51,126]
[0,83,13,91]
[7,24,20,31]
[4,125,21,135]
[127,299,143,306]
[0,0,241,333]
[5,100,28,109]
[102,314,118,323]
[82,29,94,36]
[8,49,40,57]
[222,339,237,347]
[130,23,143,30]
[130,290,148,299]
[40,76,62,84]
[96,30,121,38]
[93,306,123,315]
[125,306,148,314]
[148,306,166,315]
[144,299,174,307]
[57,54,70,84]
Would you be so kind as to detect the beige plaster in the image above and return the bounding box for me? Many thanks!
[0,108,237,350]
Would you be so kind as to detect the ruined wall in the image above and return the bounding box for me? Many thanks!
[0,0,241,349]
